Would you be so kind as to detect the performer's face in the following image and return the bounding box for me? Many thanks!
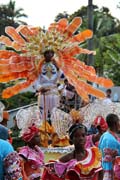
[44,51,54,62]
[72,128,86,149]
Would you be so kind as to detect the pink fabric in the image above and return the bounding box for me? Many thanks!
[103,148,118,162]
[19,145,44,167]
[85,135,94,148]
[54,159,77,177]
[114,156,120,179]
[43,147,101,180]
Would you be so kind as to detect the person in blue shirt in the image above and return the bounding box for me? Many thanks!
[0,139,14,180]
[99,113,120,180]
[0,124,24,180]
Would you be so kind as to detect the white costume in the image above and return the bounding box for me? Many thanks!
[34,62,63,120]
[102,97,112,104]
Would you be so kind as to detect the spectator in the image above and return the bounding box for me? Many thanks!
[0,124,15,180]
[103,89,112,104]
[99,113,120,180]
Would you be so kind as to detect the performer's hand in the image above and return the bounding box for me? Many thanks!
[35,92,39,96]
[38,87,50,94]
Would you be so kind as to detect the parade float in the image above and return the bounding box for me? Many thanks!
[0,17,116,159]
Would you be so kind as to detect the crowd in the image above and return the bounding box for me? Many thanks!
[0,103,120,180]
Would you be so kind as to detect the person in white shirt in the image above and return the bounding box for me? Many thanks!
[103,89,112,104]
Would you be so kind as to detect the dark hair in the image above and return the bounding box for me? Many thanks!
[64,79,68,84]
[68,123,87,140]
[106,113,119,128]
[44,50,54,56]
[106,89,112,94]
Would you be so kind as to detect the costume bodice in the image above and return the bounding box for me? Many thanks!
[34,62,60,90]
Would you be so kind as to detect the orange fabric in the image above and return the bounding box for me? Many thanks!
[20,158,41,180]
[20,159,29,180]
[24,161,41,178]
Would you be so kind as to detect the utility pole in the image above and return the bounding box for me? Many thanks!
[87,0,94,66]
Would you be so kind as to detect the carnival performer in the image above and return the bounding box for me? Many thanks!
[18,124,44,180]
[0,17,114,106]
[33,50,63,121]
[42,123,103,180]
[85,115,108,148]
[99,113,120,180]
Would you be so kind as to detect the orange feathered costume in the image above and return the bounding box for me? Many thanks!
[0,17,113,101]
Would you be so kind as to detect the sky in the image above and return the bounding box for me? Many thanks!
[0,0,120,28]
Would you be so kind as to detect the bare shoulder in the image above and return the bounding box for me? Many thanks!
[59,151,74,163]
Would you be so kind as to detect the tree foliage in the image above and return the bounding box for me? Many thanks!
[0,0,28,35]
[0,91,37,109]
[55,11,69,22]
[55,5,120,85]
[101,34,120,85]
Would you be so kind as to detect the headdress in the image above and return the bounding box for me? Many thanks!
[0,17,113,101]
[93,115,108,131]
[68,123,87,140]
[16,106,41,138]
[70,109,83,123]
[21,125,39,142]
[80,99,120,129]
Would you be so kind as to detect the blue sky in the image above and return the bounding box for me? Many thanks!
[0,0,120,27]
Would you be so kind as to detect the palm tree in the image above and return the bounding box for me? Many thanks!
[0,0,28,35]
[7,0,28,25]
